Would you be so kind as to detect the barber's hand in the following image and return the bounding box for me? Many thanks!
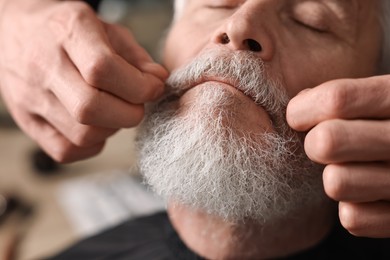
[0,0,168,162]
[287,75,390,238]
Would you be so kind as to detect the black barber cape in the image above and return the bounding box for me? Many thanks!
[52,212,389,260]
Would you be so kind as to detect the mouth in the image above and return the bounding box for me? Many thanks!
[178,76,258,104]
[181,77,277,125]
[163,75,279,129]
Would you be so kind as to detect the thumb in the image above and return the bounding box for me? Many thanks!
[286,88,312,131]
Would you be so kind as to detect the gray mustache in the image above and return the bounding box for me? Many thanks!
[166,48,265,96]
[164,48,289,125]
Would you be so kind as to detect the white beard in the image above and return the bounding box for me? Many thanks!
[136,49,327,223]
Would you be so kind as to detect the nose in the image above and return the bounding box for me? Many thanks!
[220,33,262,52]
[212,9,274,61]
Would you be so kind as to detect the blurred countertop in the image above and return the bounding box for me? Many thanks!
[0,122,139,259]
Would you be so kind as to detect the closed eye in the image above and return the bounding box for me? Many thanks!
[293,18,329,34]
[205,5,237,10]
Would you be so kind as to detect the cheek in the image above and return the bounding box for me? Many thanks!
[276,29,379,97]
[278,28,381,97]
[278,47,361,97]
[163,22,212,71]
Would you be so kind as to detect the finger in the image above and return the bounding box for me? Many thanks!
[339,201,390,238]
[51,50,145,128]
[0,46,106,163]
[33,116,106,163]
[35,91,118,147]
[8,106,104,163]
[287,76,390,131]
[49,2,165,103]
[323,163,390,202]
[304,119,390,164]
[103,22,169,81]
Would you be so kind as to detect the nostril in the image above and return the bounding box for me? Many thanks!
[246,39,262,52]
[219,34,262,52]
[221,33,230,44]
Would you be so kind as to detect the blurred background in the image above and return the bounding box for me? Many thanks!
[0,0,172,259]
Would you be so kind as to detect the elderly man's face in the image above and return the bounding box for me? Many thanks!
[136,0,382,223]
[164,0,381,95]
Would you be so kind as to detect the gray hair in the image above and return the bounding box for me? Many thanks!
[174,0,390,74]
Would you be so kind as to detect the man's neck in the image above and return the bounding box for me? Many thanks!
[168,202,336,259]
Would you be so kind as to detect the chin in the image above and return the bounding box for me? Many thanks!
[178,82,275,136]
[136,85,328,224]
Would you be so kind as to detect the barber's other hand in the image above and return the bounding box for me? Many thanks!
[0,0,168,162]
[287,75,390,238]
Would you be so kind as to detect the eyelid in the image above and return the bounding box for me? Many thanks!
[293,16,329,33]
[206,5,234,9]
[291,4,331,33]
[205,4,239,9]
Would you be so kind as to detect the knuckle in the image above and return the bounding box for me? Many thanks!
[68,2,93,23]
[70,127,114,147]
[83,53,112,87]
[305,121,340,162]
[49,2,94,37]
[48,141,103,163]
[323,165,347,200]
[323,82,349,117]
[71,94,98,125]
[60,2,93,22]
[70,127,96,147]
[52,154,70,164]
[46,142,75,163]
